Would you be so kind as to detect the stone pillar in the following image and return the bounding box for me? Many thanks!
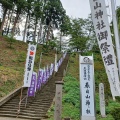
[54,81,63,120]
[99,83,106,117]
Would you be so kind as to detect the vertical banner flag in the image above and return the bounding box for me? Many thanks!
[58,60,61,68]
[46,65,50,80]
[50,63,54,75]
[42,67,47,84]
[28,72,37,97]
[23,44,37,87]
[36,69,43,90]
[55,54,58,72]
[80,55,96,120]
[89,0,120,96]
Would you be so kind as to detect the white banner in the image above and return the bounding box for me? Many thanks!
[80,56,95,119]
[54,54,58,72]
[50,63,54,75]
[89,0,120,96]
[23,44,37,87]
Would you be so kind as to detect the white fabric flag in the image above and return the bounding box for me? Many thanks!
[50,63,54,75]
[23,44,37,87]
[89,0,120,96]
[54,54,58,72]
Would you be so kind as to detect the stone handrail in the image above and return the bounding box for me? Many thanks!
[0,87,22,106]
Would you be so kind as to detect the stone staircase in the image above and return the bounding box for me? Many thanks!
[0,55,69,120]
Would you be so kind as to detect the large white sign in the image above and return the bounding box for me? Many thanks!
[80,56,95,120]
[23,44,37,87]
[89,0,120,96]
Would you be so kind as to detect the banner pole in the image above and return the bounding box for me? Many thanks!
[25,88,28,108]
[111,0,120,77]
[17,87,23,117]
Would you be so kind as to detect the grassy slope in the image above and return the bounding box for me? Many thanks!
[0,37,61,99]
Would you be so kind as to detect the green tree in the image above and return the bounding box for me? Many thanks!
[84,15,98,52]
[32,0,43,42]
[69,18,89,53]
[116,6,120,32]
[0,0,13,35]
[43,0,66,41]
[23,0,34,42]
[11,0,27,36]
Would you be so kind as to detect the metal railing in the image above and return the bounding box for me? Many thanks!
[17,88,27,117]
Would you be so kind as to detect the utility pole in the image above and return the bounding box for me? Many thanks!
[111,0,120,77]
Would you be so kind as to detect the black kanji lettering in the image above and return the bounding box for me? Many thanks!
[96,20,106,30]
[94,2,101,9]
[86,95,90,99]
[29,56,33,60]
[103,54,114,65]
[85,82,90,88]
[86,100,90,107]
[95,10,103,19]
[86,109,91,114]
[100,42,110,54]
[98,31,108,41]
[86,89,89,94]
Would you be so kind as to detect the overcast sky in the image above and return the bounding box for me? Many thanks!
[60,0,120,19]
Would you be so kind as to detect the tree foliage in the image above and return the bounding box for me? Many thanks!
[69,18,89,53]
[116,6,120,32]
[0,0,67,43]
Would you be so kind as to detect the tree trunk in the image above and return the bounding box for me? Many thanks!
[4,10,10,35]
[12,13,19,37]
[33,18,38,43]
[43,27,46,43]
[60,32,62,52]
[23,14,29,42]
[0,8,7,35]
[37,21,42,44]
[46,21,52,41]
[7,9,13,35]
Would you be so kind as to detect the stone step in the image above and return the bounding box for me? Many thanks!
[0,106,48,112]
[0,113,45,120]
[0,110,46,115]
[4,100,52,105]
[0,108,46,113]
[1,103,51,109]
[4,99,52,104]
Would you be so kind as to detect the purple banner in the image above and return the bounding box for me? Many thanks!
[28,72,37,97]
[47,66,50,79]
[42,68,47,84]
[50,63,53,75]
[36,69,43,90]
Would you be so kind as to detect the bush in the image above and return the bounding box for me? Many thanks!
[111,107,120,120]
[62,75,80,119]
